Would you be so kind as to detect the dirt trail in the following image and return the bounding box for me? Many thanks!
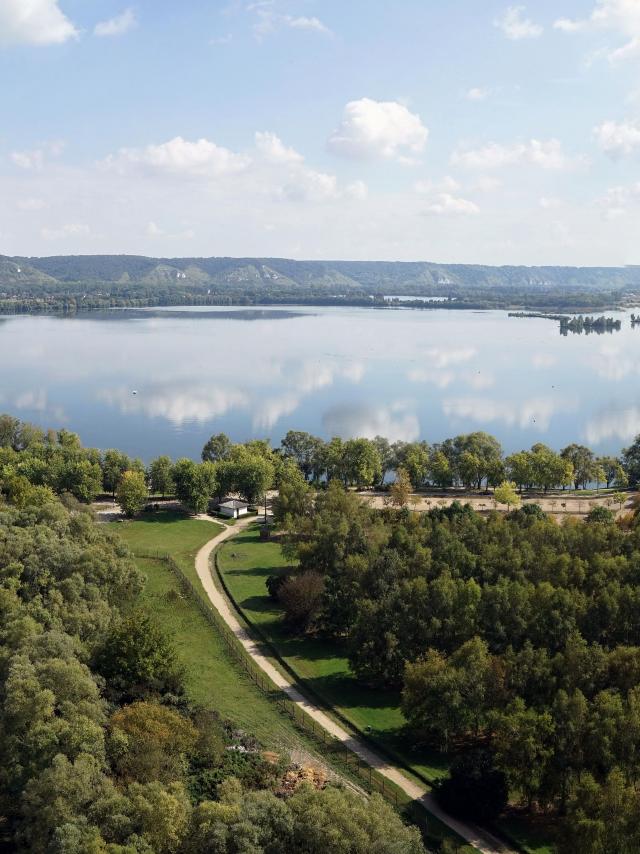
[194,519,514,854]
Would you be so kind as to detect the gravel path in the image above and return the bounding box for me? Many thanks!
[195,519,514,854]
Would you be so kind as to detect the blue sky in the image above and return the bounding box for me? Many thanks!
[1,0,640,264]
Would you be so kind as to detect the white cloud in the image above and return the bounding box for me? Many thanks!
[555,0,640,63]
[17,197,46,211]
[255,131,303,165]
[539,196,562,209]
[425,193,480,216]
[11,149,45,171]
[598,182,640,219]
[0,0,78,46]
[104,136,251,178]
[494,6,543,40]
[531,353,557,369]
[327,98,429,162]
[283,15,330,34]
[41,223,90,241]
[250,5,332,40]
[252,393,300,430]
[594,119,640,156]
[466,87,490,101]
[451,138,578,170]
[94,8,137,38]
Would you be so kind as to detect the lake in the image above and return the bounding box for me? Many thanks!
[1,305,639,461]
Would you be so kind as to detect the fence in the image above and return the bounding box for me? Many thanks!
[135,548,425,821]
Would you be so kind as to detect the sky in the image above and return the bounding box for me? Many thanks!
[1,0,640,265]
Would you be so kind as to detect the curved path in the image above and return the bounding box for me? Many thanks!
[195,519,514,854]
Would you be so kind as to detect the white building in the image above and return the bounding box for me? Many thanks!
[218,499,249,519]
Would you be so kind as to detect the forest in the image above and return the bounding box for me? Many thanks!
[274,483,640,852]
[0,443,426,852]
[4,414,640,851]
[0,254,636,314]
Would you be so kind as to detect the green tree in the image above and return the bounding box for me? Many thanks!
[201,432,232,463]
[385,466,412,508]
[116,470,148,517]
[561,443,596,489]
[148,455,174,497]
[101,449,132,497]
[493,481,521,510]
[342,438,382,488]
[622,434,640,487]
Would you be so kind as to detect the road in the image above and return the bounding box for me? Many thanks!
[194,517,514,854]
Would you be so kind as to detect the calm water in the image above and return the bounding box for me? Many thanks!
[1,306,639,461]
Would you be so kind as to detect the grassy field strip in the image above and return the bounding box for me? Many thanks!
[113,514,448,839]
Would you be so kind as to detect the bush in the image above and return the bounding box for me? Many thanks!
[586,505,615,524]
[266,572,291,600]
[278,571,325,630]
[436,748,508,823]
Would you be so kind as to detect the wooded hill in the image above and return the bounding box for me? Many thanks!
[2,254,640,294]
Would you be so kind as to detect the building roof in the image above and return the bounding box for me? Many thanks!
[219,499,248,509]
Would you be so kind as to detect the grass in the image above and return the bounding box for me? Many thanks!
[218,526,556,854]
[113,511,332,753]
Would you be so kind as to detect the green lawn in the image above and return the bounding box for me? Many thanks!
[115,509,221,587]
[113,511,329,752]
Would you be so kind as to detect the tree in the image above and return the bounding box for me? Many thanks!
[342,438,382,488]
[278,571,325,630]
[586,505,614,524]
[272,466,313,526]
[429,449,453,489]
[561,443,596,489]
[436,748,508,823]
[493,480,521,510]
[94,609,183,699]
[385,467,412,508]
[622,434,640,487]
[116,470,148,517]
[402,442,430,489]
[109,701,198,783]
[101,449,132,497]
[232,454,275,504]
[613,491,628,512]
[491,698,555,808]
[201,432,232,463]
[148,455,174,497]
[280,430,322,480]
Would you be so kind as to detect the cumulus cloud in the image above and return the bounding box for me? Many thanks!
[494,6,543,40]
[0,0,78,46]
[250,4,332,40]
[451,138,578,170]
[555,0,640,63]
[594,119,640,156]
[466,87,490,101]
[255,131,304,165]
[94,8,137,38]
[425,193,480,216]
[327,98,429,162]
[599,182,640,218]
[104,136,251,178]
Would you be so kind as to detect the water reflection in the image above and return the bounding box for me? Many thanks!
[0,307,638,458]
